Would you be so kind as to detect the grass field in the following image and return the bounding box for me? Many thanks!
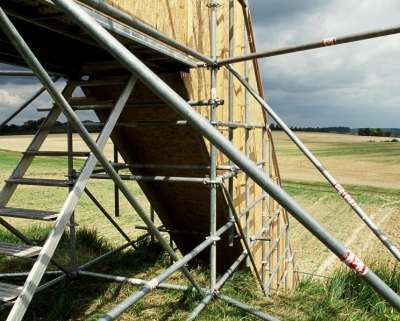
[271,131,400,275]
[1,133,399,273]
[0,132,399,319]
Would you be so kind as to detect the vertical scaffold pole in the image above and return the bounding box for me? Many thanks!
[261,122,267,286]
[67,126,77,273]
[228,0,235,248]
[244,14,251,268]
[113,145,120,217]
[267,135,274,293]
[208,0,219,294]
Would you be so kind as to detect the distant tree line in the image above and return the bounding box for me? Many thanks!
[0,117,98,135]
[270,124,350,133]
[0,117,53,135]
[357,128,391,137]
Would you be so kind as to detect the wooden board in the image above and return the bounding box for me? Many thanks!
[93,0,295,286]
[83,72,243,272]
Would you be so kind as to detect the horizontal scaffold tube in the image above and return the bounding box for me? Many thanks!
[38,100,223,112]
[218,24,400,65]
[79,271,191,292]
[88,173,206,184]
[51,0,400,313]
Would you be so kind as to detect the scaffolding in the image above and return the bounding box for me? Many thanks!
[0,0,399,320]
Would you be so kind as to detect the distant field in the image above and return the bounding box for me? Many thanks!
[0,133,116,159]
[272,131,400,189]
[0,132,399,276]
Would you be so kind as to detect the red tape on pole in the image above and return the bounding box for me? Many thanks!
[334,183,356,206]
[322,36,337,46]
[341,250,368,276]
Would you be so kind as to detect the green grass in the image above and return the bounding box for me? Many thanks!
[284,263,400,321]
[283,179,400,199]
[0,225,399,320]
[1,140,400,319]
[275,140,400,157]
[0,150,22,172]
[0,226,265,320]
[0,149,152,244]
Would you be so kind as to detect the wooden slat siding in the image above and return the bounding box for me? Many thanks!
[5,178,74,187]
[0,243,41,258]
[0,208,58,221]
[0,283,23,302]
[103,0,188,45]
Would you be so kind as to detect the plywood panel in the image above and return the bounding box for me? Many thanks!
[97,0,295,288]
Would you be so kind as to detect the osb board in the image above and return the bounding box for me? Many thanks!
[92,0,294,286]
[103,0,188,45]
[82,73,243,272]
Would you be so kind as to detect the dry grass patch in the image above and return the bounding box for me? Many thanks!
[272,131,400,189]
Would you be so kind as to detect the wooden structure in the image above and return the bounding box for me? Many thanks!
[0,0,297,319]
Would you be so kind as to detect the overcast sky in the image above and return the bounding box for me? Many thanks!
[250,0,400,128]
[1,1,400,129]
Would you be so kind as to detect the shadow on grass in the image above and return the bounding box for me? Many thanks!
[0,226,268,320]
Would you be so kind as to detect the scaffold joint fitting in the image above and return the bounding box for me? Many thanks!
[206,3,221,8]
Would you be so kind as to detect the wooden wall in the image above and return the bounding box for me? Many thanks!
[103,0,295,291]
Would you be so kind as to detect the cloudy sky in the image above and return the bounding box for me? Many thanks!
[250,0,400,128]
[1,1,400,129]
[0,66,88,126]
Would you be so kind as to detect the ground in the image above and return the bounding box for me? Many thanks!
[272,131,400,276]
[1,132,399,277]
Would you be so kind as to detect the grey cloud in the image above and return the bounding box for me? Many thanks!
[248,1,400,128]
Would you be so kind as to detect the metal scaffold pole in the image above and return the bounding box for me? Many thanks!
[208,0,219,295]
[2,0,400,319]
[228,0,235,248]
[218,24,400,65]
[49,0,400,312]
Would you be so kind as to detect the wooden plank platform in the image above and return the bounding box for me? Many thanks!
[0,243,42,258]
[0,282,23,302]
[0,208,59,221]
